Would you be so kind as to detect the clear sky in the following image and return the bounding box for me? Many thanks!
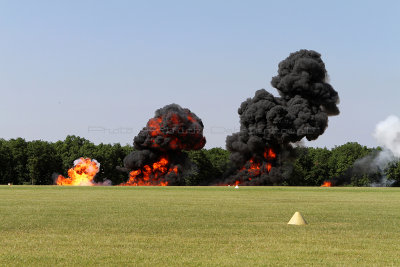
[1,0,399,149]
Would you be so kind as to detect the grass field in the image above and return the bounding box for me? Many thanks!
[1,186,400,266]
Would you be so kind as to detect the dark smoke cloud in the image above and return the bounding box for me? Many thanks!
[271,49,340,116]
[132,104,205,152]
[225,49,340,185]
[122,104,206,185]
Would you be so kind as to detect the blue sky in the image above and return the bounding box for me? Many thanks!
[1,0,399,148]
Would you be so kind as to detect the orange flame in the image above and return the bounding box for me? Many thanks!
[240,147,276,176]
[146,112,205,151]
[226,147,277,186]
[264,148,276,159]
[321,181,332,187]
[56,158,100,186]
[245,159,262,176]
[120,157,177,186]
[148,117,162,137]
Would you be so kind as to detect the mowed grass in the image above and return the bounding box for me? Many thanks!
[1,186,400,266]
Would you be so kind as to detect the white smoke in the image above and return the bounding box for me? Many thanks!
[373,115,400,157]
[370,115,400,186]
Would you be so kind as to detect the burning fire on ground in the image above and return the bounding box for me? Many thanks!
[321,181,332,187]
[121,104,206,186]
[224,50,340,185]
[56,158,100,186]
[120,157,178,186]
[241,147,276,175]
[221,148,277,186]
[234,147,276,184]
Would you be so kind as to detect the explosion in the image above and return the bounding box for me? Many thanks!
[121,104,206,186]
[225,50,340,185]
[56,158,100,186]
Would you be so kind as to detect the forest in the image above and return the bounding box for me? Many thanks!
[1,135,399,186]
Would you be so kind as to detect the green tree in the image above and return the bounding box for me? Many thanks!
[384,160,400,186]
[186,150,216,185]
[185,148,230,185]
[93,143,131,185]
[26,141,62,185]
[0,139,13,184]
[8,138,28,184]
[328,142,372,178]
[289,147,332,186]
[204,147,230,178]
[54,135,97,175]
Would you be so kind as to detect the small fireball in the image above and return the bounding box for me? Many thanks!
[321,181,332,187]
[56,158,100,186]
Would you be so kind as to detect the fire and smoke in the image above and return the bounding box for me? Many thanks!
[327,116,400,187]
[56,158,100,186]
[121,104,206,186]
[225,50,340,185]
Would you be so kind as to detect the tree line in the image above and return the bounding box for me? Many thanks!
[0,136,131,185]
[0,136,399,186]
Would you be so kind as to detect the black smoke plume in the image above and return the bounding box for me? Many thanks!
[121,104,206,186]
[225,49,340,185]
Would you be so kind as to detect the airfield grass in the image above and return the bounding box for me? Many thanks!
[0,186,400,266]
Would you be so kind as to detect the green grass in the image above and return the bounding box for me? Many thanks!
[1,186,400,266]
